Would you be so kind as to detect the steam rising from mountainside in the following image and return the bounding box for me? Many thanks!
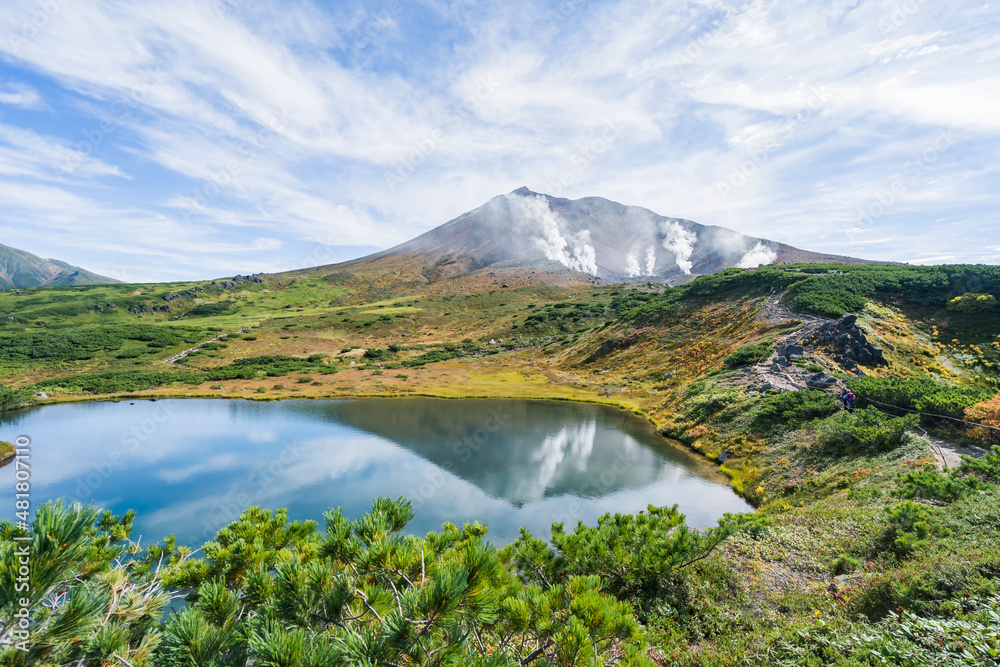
[660,221,698,275]
[322,188,868,283]
[738,242,779,268]
[508,194,599,275]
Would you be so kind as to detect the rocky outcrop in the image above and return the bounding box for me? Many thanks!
[128,305,171,314]
[210,274,268,290]
[801,313,887,372]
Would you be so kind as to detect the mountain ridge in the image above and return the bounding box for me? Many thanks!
[301,189,873,286]
[0,243,122,289]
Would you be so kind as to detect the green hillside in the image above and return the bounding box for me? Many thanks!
[0,243,121,289]
[2,262,1000,665]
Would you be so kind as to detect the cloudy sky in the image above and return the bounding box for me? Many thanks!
[0,0,997,282]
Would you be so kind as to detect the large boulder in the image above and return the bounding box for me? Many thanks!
[777,344,804,358]
[806,373,839,389]
[839,313,858,327]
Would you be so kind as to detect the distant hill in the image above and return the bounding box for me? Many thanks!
[0,244,121,289]
[302,189,872,286]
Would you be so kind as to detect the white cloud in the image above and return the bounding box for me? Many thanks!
[0,0,995,278]
[0,82,41,108]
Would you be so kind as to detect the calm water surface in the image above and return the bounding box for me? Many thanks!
[0,398,751,546]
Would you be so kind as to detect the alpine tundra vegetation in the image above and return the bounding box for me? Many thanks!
[2,261,1000,665]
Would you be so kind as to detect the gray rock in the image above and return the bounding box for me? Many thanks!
[773,356,791,367]
[778,344,804,358]
[806,373,839,389]
[839,313,858,327]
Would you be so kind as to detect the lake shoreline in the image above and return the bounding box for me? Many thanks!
[0,396,751,546]
[8,390,736,489]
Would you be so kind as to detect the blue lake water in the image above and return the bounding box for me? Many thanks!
[0,398,752,546]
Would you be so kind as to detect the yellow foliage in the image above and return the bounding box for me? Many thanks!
[966,394,1000,446]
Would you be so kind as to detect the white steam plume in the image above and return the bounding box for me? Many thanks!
[625,253,641,277]
[509,194,599,275]
[660,221,697,274]
[737,242,778,268]
[645,245,656,275]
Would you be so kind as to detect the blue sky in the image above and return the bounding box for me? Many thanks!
[0,0,998,282]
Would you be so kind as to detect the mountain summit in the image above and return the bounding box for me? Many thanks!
[313,189,867,285]
[0,244,121,289]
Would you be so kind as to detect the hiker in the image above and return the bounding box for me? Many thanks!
[839,386,857,412]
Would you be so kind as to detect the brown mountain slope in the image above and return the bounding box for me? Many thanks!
[293,189,873,289]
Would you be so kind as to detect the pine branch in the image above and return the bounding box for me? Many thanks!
[113,653,138,667]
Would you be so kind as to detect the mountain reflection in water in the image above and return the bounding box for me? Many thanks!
[0,398,751,545]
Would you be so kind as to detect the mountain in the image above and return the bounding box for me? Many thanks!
[309,189,870,286]
[0,244,121,289]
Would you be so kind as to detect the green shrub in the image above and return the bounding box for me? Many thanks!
[829,554,861,576]
[186,300,237,317]
[883,501,952,557]
[755,390,840,429]
[723,343,772,368]
[512,505,761,611]
[959,445,1000,484]
[687,389,743,420]
[297,376,314,383]
[894,469,984,503]
[947,292,998,312]
[0,384,34,411]
[685,381,706,396]
[816,407,917,451]
[402,349,462,367]
[32,371,201,394]
[846,377,995,420]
